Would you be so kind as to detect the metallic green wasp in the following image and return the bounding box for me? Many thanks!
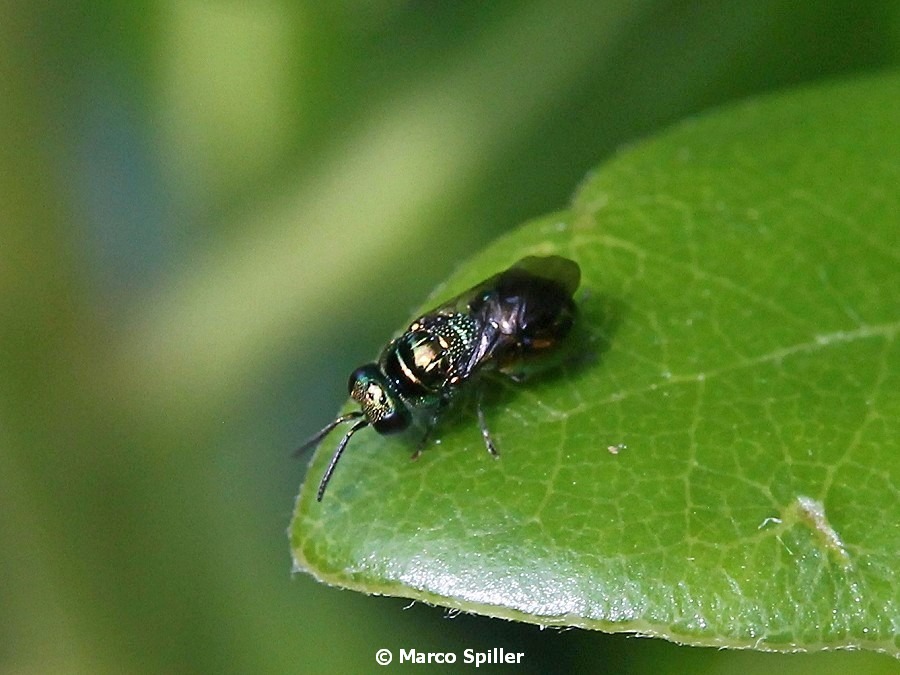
[297,256,580,500]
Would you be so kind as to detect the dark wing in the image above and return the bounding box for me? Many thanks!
[429,256,580,316]
[510,256,580,297]
[431,256,580,379]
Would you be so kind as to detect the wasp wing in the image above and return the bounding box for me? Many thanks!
[427,256,580,380]
[509,255,580,296]
[429,256,580,315]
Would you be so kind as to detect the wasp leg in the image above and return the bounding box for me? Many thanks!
[410,433,427,460]
[411,414,440,460]
[476,390,499,457]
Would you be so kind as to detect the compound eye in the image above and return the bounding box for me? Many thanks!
[366,382,386,406]
[348,364,377,395]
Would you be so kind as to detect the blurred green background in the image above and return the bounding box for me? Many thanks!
[2,2,899,673]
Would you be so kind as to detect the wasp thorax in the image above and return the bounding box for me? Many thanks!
[348,364,410,433]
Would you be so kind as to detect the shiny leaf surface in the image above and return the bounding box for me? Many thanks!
[292,73,900,656]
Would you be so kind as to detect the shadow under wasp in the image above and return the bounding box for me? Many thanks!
[296,255,581,501]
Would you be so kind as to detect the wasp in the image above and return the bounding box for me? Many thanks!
[297,255,580,501]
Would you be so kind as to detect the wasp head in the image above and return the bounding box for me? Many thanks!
[348,364,410,434]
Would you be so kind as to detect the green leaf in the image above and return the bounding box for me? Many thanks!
[291,72,900,656]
